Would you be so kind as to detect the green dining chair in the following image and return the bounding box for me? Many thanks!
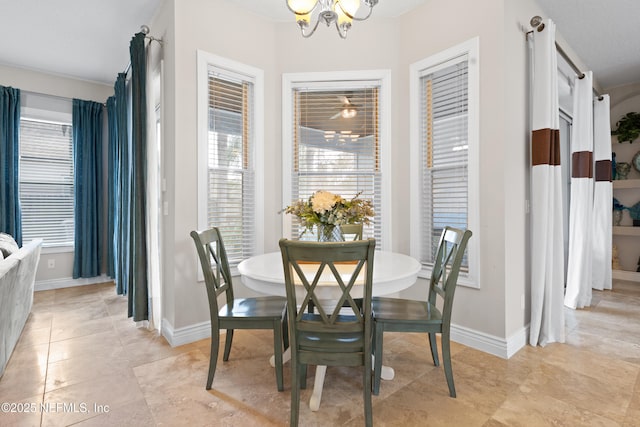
[279,238,376,427]
[372,226,472,397]
[340,223,363,241]
[190,227,288,391]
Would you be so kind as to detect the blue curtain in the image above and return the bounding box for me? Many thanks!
[0,86,22,246]
[114,73,130,296]
[128,32,149,321]
[106,96,117,278]
[72,99,104,278]
[107,33,149,321]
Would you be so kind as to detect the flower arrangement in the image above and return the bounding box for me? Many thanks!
[284,190,375,240]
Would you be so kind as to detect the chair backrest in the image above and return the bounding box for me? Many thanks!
[429,227,472,325]
[339,223,363,241]
[279,238,376,362]
[190,228,234,318]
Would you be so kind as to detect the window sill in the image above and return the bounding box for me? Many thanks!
[418,267,479,289]
[41,245,74,255]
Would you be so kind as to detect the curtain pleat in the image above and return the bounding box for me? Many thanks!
[0,86,22,246]
[529,19,565,346]
[106,95,117,278]
[72,99,104,278]
[564,72,594,309]
[114,73,129,296]
[591,95,612,291]
[128,32,149,322]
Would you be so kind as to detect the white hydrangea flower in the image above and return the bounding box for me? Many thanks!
[311,191,338,214]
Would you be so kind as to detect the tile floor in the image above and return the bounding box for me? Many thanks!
[0,280,639,426]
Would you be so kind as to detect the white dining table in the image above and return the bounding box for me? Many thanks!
[237,250,421,410]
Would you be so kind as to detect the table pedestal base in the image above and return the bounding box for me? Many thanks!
[270,350,394,411]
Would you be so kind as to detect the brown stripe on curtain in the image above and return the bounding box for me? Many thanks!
[595,160,612,182]
[532,128,561,166]
[571,151,593,178]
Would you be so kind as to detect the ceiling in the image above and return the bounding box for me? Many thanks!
[536,0,640,89]
[0,0,638,90]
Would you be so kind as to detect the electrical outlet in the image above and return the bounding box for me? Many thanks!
[47,259,55,269]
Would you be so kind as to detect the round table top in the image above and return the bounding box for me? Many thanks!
[237,250,421,299]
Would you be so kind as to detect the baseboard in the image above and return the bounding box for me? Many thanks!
[450,323,528,359]
[34,274,112,291]
[160,316,529,358]
[163,320,211,347]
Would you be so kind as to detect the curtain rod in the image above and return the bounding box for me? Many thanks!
[556,42,603,100]
[527,17,603,100]
[119,30,163,77]
[24,89,106,107]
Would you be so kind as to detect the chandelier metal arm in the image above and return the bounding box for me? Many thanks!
[287,0,377,38]
[335,21,349,39]
[299,18,323,38]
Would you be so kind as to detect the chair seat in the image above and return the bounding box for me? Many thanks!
[372,297,442,324]
[219,296,287,320]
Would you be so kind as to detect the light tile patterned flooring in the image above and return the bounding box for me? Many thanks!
[1,280,639,426]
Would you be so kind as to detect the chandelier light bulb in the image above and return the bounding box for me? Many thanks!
[336,0,360,18]
[287,0,319,15]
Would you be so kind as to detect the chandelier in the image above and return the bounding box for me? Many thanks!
[286,0,379,39]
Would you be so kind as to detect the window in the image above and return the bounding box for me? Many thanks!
[19,116,74,248]
[410,38,479,288]
[197,51,264,267]
[283,71,391,249]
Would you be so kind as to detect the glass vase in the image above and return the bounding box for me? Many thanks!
[316,224,343,242]
[613,209,623,226]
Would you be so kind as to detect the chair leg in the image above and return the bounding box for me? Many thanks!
[300,364,307,389]
[206,328,220,390]
[441,331,456,398]
[223,329,234,361]
[364,344,373,427]
[373,322,383,395]
[290,359,301,427]
[273,321,284,392]
[428,332,440,366]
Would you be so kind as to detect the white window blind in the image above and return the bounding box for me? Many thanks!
[420,56,469,267]
[290,87,380,241]
[206,72,255,265]
[19,118,74,247]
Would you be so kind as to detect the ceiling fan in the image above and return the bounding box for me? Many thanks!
[330,95,358,119]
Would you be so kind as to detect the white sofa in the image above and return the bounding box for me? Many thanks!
[0,238,42,377]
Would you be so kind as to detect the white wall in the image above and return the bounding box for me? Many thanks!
[0,64,113,284]
[609,82,640,271]
[157,0,522,348]
[155,0,604,356]
[394,0,511,341]
[158,0,280,331]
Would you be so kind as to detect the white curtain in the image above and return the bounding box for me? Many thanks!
[146,40,163,333]
[592,95,612,291]
[529,19,565,346]
[565,72,594,309]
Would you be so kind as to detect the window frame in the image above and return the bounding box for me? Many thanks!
[409,37,480,288]
[20,99,75,254]
[196,50,264,275]
[282,70,392,250]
